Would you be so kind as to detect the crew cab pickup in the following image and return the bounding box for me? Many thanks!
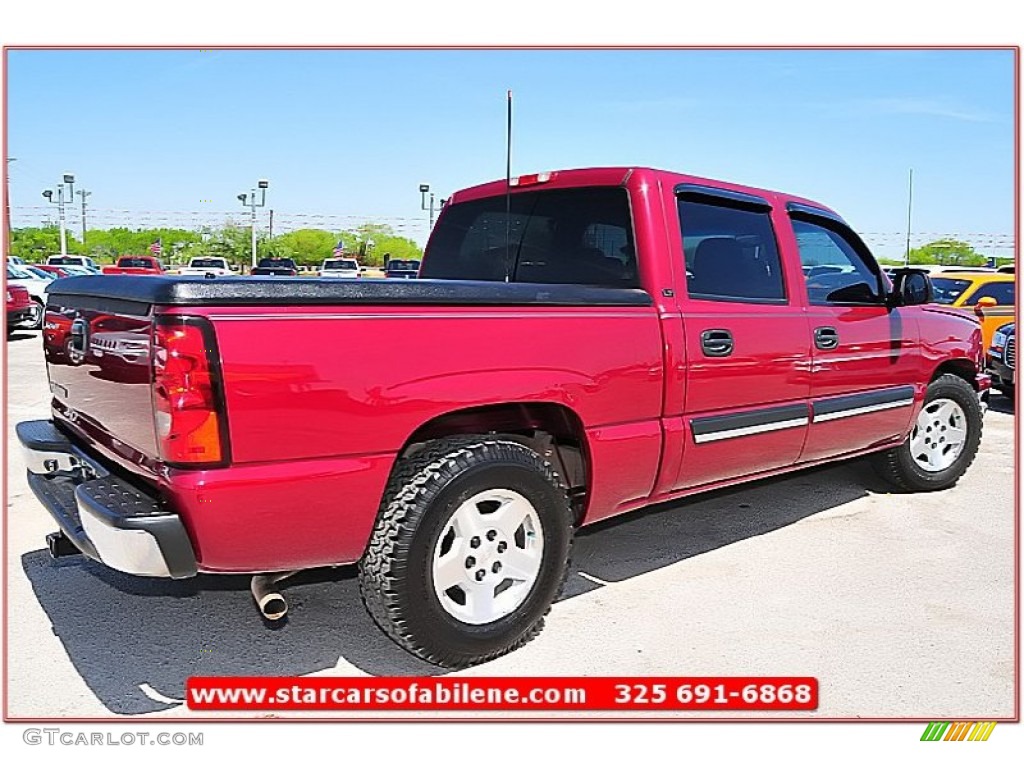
[178,257,234,277]
[101,256,164,275]
[18,167,989,669]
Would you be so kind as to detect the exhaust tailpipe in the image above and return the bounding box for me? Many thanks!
[250,571,298,621]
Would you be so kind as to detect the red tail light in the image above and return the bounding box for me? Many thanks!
[509,171,555,187]
[151,317,229,466]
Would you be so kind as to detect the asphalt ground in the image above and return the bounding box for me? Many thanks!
[3,328,1016,719]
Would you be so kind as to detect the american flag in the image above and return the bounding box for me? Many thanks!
[332,240,345,258]
[149,238,163,257]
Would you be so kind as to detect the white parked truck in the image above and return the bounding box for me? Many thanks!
[178,257,234,277]
[319,258,360,279]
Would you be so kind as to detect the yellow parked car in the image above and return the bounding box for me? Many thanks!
[928,271,1015,351]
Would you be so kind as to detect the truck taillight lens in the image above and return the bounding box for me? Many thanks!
[152,317,229,466]
[509,171,555,187]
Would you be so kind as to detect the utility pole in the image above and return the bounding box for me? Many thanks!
[237,179,269,269]
[77,188,91,248]
[42,173,75,257]
[269,209,274,239]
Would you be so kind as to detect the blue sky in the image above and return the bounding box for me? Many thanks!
[6,48,1016,256]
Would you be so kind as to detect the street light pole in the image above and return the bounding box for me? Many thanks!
[42,173,75,257]
[4,157,15,242]
[237,179,269,270]
[419,183,436,230]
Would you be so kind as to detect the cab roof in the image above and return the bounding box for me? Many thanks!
[448,166,838,215]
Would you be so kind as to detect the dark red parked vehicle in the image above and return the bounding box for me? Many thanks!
[101,255,164,275]
[18,167,988,668]
[6,284,33,336]
[33,264,72,278]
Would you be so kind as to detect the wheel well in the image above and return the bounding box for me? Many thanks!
[400,403,590,522]
[931,359,977,388]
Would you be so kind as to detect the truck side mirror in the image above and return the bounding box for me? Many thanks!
[888,268,933,307]
[974,296,998,318]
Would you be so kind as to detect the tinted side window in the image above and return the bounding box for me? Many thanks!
[792,219,882,305]
[964,282,1014,305]
[421,187,638,287]
[679,200,786,303]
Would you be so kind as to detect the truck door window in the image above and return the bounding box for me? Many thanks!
[421,187,639,288]
[678,200,786,303]
[792,219,883,305]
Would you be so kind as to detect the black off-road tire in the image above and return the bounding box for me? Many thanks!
[358,436,574,668]
[871,374,983,492]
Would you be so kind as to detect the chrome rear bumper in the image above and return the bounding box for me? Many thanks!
[17,420,196,579]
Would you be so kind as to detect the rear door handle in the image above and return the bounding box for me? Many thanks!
[814,326,839,350]
[701,329,734,357]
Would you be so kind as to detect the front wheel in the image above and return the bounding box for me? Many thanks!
[23,299,43,331]
[871,374,983,491]
[359,436,573,668]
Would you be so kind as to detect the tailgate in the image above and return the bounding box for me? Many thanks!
[43,293,159,463]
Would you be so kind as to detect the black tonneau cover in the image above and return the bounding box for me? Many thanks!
[46,275,652,308]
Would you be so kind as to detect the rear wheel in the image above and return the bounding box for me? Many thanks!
[359,436,573,668]
[871,374,983,491]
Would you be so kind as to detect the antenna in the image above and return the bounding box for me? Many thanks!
[504,89,513,282]
[904,168,913,267]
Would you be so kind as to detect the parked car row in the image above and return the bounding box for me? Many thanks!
[6,263,49,329]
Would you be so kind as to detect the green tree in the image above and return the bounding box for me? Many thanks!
[201,225,254,268]
[271,229,341,267]
[908,239,986,267]
[9,227,86,263]
[81,227,203,264]
[345,223,422,267]
[10,222,422,270]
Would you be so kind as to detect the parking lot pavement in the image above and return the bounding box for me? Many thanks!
[4,329,1016,719]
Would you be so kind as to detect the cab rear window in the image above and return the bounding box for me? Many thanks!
[118,258,158,268]
[421,187,638,288]
[324,260,358,270]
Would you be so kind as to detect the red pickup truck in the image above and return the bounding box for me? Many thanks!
[6,284,33,335]
[18,167,988,668]
[101,255,164,275]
